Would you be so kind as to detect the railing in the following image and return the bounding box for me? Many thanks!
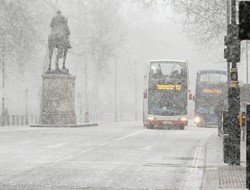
[76,113,140,123]
[0,113,140,126]
[0,115,39,126]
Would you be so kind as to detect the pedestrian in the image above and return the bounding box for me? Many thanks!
[50,10,72,49]
[240,102,246,141]
[215,98,226,136]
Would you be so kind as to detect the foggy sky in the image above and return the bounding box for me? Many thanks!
[1,0,248,121]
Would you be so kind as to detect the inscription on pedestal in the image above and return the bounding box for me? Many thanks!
[41,73,76,125]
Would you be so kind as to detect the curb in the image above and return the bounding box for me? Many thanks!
[30,123,98,128]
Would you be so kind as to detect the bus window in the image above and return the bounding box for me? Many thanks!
[200,73,227,84]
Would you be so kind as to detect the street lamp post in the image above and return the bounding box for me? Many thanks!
[114,57,117,122]
[227,0,231,83]
[1,31,5,114]
[0,30,5,126]
[246,41,249,83]
[135,61,137,121]
[228,0,241,165]
[223,0,241,165]
[84,61,89,123]
[25,88,29,125]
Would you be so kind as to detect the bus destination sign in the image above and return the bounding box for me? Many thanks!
[202,88,222,94]
[157,84,182,91]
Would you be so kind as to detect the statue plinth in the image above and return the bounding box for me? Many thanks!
[40,72,76,125]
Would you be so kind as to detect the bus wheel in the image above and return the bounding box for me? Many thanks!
[179,126,184,130]
[146,124,153,129]
[197,123,202,127]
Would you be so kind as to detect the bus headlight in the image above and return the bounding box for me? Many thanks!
[180,117,187,122]
[148,116,154,120]
[194,116,201,124]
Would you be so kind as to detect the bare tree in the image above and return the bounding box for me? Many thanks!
[72,0,127,118]
[131,0,156,8]
[133,0,227,61]
[166,0,227,46]
[75,0,126,77]
[0,0,39,69]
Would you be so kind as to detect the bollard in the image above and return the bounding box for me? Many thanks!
[16,115,19,126]
[25,115,28,125]
[11,115,14,126]
[223,111,231,163]
[20,115,22,125]
[17,115,20,126]
[6,115,9,126]
[13,115,16,126]
[31,115,34,124]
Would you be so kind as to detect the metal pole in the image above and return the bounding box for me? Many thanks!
[223,0,231,162]
[227,0,231,83]
[228,0,241,165]
[115,57,117,122]
[84,60,89,123]
[247,41,249,84]
[135,61,137,121]
[82,4,89,123]
[2,32,5,114]
[231,0,236,24]
[25,88,28,125]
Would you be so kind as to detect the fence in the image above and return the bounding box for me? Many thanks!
[0,115,39,126]
[1,113,139,126]
[76,112,139,123]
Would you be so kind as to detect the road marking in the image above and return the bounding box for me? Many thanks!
[182,134,212,190]
[206,167,217,170]
[141,145,153,150]
[114,130,148,141]
[80,130,148,154]
[0,145,12,150]
[191,136,208,173]
[80,147,97,153]
[98,142,110,147]
[47,143,66,148]
[54,155,73,162]
[66,161,139,165]
[18,140,34,145]
[23,160,141,165]
[53,130,149,162]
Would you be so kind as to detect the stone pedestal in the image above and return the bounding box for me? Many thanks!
[40,73,76,125]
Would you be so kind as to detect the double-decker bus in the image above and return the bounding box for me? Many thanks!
[143,60,189,129]
[194,70,228,127]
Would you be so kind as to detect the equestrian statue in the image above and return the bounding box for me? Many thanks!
[48,10,71,73]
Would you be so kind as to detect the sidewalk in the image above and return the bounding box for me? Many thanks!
[202,132,247,190]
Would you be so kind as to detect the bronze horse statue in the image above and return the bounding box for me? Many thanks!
[48,31,68,71]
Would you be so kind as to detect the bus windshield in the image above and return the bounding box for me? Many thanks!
[199,73,227,84]
[149,61,187,82]
[148,61,188,116]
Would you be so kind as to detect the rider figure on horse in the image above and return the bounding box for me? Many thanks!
[50,10,71,49]
[48,10,71,72]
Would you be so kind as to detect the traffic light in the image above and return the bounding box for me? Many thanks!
[239,1,250,40]
[231,24,241,62]
[224,34,231,62]
[224,24,241,63]
[238,111,246,127]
